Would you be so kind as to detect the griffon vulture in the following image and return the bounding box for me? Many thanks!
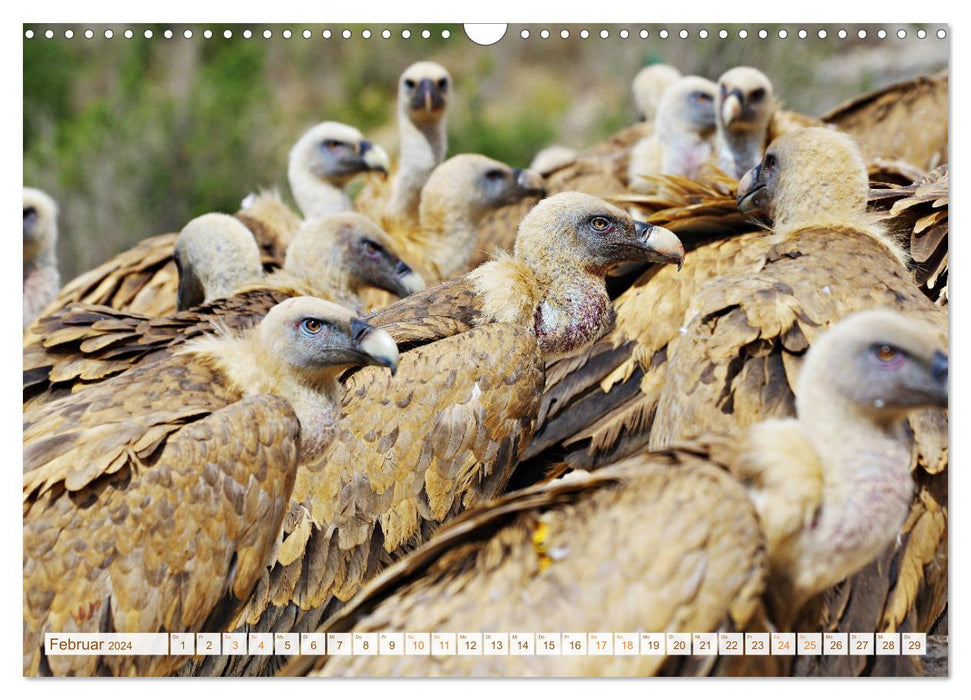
[23,297,398,676]
[23,188,60,329]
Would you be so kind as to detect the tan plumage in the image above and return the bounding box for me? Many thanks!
[371,154,545,289]
[627,76,717,193]
[871,165,948,305]
[23,297,399,676]
[180,193,683,676]
[23,188,60,330]
[40,122,387,321]
[525,129,947,676]
[822,70,948,172]
[289,310,946,678]
[24,213,425,410]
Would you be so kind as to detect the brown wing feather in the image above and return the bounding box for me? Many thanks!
[822,71,949,171]
[364,275,485,347]
[24,365,300,676]
[871,166,949,304]
[33,209,293,324]
[180,322,544,677]
[285,452,764,677]
[23,287,294,410]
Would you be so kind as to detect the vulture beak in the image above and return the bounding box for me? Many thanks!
[412,78,445,114]
[721,89,744,127]
[634,221,684,270]
[388,259,427,298]
[927,350,949,406]
[737,164,768,215]
[361,141,390,178]
[513,168,548,198]
[351,318,399,375]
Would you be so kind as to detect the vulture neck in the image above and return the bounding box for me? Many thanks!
[716,127,764,180]
[472,252,612,362]
[789,374,914,603]
[388,109,446,227]
[185,335,344,462]
[662,129,714,179]
[289,163,351,221]
[412,198,483,283]
[23,264,59,328]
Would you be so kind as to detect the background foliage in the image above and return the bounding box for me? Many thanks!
[24,23,947,280]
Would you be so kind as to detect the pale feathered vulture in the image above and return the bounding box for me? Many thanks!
[285,309,946,678]
[23,297,398,676]
[525,128,947,676]
[41,121,388,320]
[178,192,683,676]
[23,188,60,330]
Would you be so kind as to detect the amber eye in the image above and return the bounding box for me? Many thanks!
[322,139,342,151]
[362,239,383,257]
[692,91,712,104]
[871,343,904,368]
[301,318,323,335]
[591,216,611,231]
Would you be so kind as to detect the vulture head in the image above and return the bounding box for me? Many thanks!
[174,213,263,311]
[515,192,684,274]
[737,127,872,235]
[632,63,682,122]
[399,61,451,125]
[289,121,390,189]
[717,66,774,135]
[802,309,947,418]
[260,296,399,380]
[23,188,58,268]
[715,67,775,178]
[656,75,718,139]
[421,154,547,224]
[284,213,425,299]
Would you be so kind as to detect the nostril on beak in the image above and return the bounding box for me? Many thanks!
[395,260,412,276]
[350,318,371,343]
[932,350,948,383]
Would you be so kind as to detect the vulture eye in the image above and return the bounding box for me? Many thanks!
[484,169,507,181]
[404,79,416,90]
[437,78,448,91]
[750,88,766,102]
[692,91,713,104]
[322,139,343,151]
[871,343,905,369]
[590,216,611,232]
[362,239,384,257]
[24,206,37,221]
[300,318,324,335]
[763,153,778,171]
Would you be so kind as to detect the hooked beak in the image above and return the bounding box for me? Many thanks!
[634,221,684,270]
[736,164,768,216]
[386,259,426,298]
[351,318,399,375]
[411,78,446,114]
[930,350,948,405]
[513,168,547,198]
[362,141,390,178]
[721,90,743,128]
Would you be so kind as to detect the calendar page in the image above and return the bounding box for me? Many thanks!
[22,19,949,680]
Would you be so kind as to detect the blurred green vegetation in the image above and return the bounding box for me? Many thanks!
[24,23,947,280]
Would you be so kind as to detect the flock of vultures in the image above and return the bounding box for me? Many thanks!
[23,58,949,677]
